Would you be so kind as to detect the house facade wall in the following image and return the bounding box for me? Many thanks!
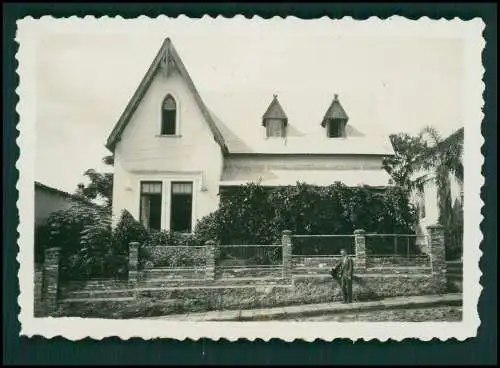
[35,188,73,227]
[224,154,386,173]
[413,172,463,238]
[112,67,224,230]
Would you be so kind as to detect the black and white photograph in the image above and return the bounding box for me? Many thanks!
[16,16,484,341]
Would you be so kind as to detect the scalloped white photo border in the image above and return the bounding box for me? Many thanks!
[15,15,485,341]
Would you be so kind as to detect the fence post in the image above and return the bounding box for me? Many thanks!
[42,247,61,315]
[282,230,292,279]
[34,263,44,316]
[354,229,367,271]
[128,242,140,285]
[205,240,216,280]
[427,224,447,291]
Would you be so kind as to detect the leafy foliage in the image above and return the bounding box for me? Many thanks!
[140,246,207,268]
[385,127,464,259]
[383,133,429,189]
[194,182,417,245]
[43,205,147,280]
[76,155,114,209]
[144,230,202,247]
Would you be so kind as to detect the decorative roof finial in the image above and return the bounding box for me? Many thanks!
[334,93,339,100]
[273,94,278,99]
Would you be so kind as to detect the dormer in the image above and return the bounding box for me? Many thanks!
[321,94,349,138]
[262,95,288,138]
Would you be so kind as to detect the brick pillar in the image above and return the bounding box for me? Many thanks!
[128,242,139,284]
[34,263,44,317]
[42,247,61,315]
[354,229,366,271]
[427,224,447,291]
[282,230,292,279]
[205,240,216,280]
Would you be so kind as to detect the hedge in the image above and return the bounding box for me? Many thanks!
[194,182,417,245]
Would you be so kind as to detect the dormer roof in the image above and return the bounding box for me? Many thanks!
[262,95,288,126]
[321,94,349,127]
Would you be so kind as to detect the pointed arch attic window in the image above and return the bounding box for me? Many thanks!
[161,94,177,135]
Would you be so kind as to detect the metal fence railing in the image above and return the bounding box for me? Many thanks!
[365,234,431,268]
[216,244,283,268]
[291,235,355,256]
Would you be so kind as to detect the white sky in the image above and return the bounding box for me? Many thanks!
[35,19,465,194]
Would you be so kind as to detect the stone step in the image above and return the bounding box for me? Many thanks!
[61,288,135,299]
[60,296,135,303]
[136,283,293,299]
[137,277,289,289]
[60,280,132,294]
[140,268,206,279]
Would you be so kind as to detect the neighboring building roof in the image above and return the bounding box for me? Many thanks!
[220,168,391,188]
[321,94,349,127]
[105,38,228,154]
[262,95,288,126]
[35,181,101,207]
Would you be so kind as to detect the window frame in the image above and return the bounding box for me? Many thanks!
[139,180,163,231]
[327,120,345,138]
[159,93,181,137]
[170,181,195,234]
[136,175,198,233]
[266,120,285,138]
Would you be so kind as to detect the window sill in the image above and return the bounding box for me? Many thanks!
[156,134,182,138]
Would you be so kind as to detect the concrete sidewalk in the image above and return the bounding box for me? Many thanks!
[142,293,462,321]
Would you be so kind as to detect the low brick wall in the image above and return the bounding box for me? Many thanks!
[292,256,340,268]
[216,267,283,279]
[59,279,131,296]
[366,255,431,268]
[56,272,446,318]
[139,267,206,281]
[140,246,207,268]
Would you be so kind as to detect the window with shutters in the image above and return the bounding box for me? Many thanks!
[140,181,162,231]
[170,182,193,233]
[161,94,177,135]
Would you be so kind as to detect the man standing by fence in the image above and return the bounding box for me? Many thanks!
[337,248,354,303]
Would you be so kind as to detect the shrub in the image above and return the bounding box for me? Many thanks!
[45,205,142,281]
[112,210,148,254]
[144,230,202,247]
[194,182,417,245]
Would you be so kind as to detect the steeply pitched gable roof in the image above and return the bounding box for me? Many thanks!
[105,38,228,154]
[262,95,288,126]
[321,94,349,127]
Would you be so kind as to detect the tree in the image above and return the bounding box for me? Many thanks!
[76,155,114,209]
[416,126,464,224]
[383,133,429,190]
[415,126,464,260]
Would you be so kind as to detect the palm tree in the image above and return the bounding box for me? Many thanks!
[416,126,464,259]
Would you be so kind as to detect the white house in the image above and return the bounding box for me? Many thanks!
[105,38,394,233]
